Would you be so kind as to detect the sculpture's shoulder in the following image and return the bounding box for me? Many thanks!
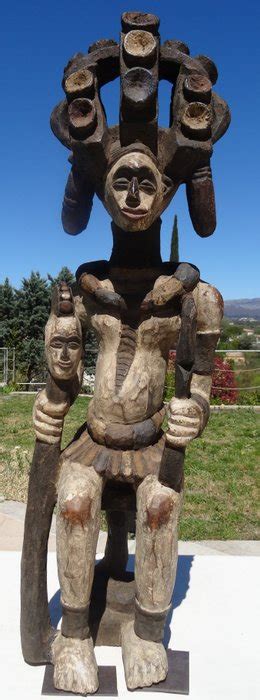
[72,260,115,328]
[75,259,110,283]
[193,280,224,333]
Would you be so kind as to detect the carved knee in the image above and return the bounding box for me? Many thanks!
[137,474,181,533]
[61,493,92,528]
[57,462,102,528]
[146,492,173,531]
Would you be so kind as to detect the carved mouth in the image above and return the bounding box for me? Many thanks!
[58,361,72,368]
[122,207,148,219]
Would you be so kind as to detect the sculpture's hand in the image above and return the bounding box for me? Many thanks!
[166,397,203,448]
[33,389,70,444]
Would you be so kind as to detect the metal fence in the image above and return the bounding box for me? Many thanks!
[1,347,260,402]
[165,349,260,401]
[0,347,15,386]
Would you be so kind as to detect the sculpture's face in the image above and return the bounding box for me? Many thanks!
[45,317,82,380]
[104,152,174,231]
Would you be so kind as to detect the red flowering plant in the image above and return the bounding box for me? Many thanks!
[166,352,238,404]
[211,356,237,404]
[168,349,176,373]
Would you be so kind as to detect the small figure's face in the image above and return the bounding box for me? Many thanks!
[45,317,82,380]
[104,152,174,231]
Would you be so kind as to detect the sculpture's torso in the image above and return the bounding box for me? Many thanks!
[74,263,220,435]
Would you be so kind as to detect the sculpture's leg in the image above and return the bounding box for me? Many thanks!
[121,474,182,690]
[51,461,103,695]
[99,510,129,578]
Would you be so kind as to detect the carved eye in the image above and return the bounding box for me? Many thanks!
[113,178,129,190]
[50,341,63,349]
[68,341,80,349]
[139,179,156,194]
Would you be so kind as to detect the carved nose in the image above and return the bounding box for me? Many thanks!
[61,343,69,360]
[126,177,140,207]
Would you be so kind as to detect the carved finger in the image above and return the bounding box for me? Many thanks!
[166,433,194,447]
[167,423,199,437]
[33,418,62,437]
[34,409,63,427]
[35,429,61,445]
[169,400,202,420]
[79,272,102,294]
[94,288,127,312]
[140,290,154,312]
[152,276,183,305]
[169,397,191,410]
[168,417,199,431]
[168,415,200,427]
[41,400,69,418]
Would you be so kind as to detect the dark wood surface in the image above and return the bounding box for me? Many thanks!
[21,378,68,664]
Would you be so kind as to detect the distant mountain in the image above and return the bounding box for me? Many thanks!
[224,298,260,320]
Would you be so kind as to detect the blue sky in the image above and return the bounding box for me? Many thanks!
[1,0,259,299]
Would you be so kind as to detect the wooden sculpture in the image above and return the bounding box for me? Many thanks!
[21,11,230,694]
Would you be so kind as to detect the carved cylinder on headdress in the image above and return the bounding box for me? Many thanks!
[68,98,97,139]
[181,102,212,140]
[183,73,212,103]
[120,12,159,154]
[64,68,94,102]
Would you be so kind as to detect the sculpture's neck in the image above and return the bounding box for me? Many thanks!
[110,219,162,268]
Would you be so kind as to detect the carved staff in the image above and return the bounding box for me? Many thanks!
[159,292,197,492]
[20,376,67,663]
[21,284,82,664]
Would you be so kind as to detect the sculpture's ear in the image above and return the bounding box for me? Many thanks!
[162,174,174,199]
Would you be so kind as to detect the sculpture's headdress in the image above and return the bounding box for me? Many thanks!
[51,11,230,237]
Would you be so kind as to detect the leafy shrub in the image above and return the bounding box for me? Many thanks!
[236,391,260,405]
[211,356,237,404]
[164,370,174,401]
[0,382,19,394]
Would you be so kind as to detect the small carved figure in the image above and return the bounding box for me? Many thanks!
[21,11,230,694]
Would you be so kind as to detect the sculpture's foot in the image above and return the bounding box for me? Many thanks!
[121,620,168,690]
[51,632,99,695]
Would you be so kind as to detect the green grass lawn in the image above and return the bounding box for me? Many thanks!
[0,395,259,540]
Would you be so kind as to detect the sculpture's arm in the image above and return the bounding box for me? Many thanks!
[166,282,223,447]
[33,282,85,445]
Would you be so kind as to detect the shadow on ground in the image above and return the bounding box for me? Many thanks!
[49,553,194,649]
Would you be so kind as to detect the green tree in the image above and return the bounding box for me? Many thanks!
[48,266,75,289]
[170,214,179,262]
[238,334,255,350]
[0,278,18,348]
[15,272,50,382]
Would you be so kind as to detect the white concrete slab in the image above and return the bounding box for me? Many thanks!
[0,552,259,699]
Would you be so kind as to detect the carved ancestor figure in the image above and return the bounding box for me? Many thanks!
[21,11,230,694]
